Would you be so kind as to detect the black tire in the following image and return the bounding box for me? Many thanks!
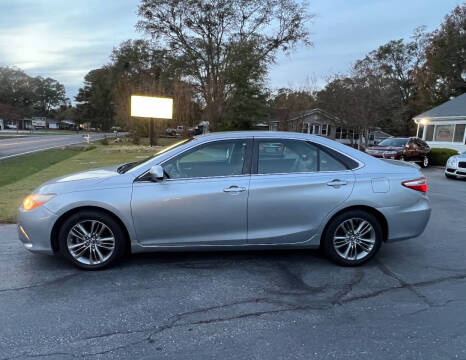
[322,210,383,266]
[399,156,405,161]
[420,155,429,168]
[58,210,127,270]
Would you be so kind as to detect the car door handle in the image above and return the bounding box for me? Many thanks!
[223,186,246,193]
[327,179,347,187]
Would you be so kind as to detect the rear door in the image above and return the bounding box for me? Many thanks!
[247,138,356,245]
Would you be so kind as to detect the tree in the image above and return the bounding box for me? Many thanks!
[0,67,36,114]
[418,4,466,105]
[0,103,21,124]
[110,39,200,141]
[0,66,68,118]
[137,0,312,129]
[32,77,67,116]
[75,67,115,130]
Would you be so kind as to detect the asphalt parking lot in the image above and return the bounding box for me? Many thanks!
[0,168,465,360]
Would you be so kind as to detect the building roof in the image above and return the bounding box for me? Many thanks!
[287,108,341,123]
[413,93,466,120]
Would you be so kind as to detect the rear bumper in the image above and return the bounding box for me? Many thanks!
[17,205,57,255]
[379,196,431,242]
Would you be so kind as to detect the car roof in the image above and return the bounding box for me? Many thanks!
[194,131,313,140]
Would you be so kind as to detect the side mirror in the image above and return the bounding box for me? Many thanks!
[149,165,164,182]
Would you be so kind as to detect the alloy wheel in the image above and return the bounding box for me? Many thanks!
[333,218,376,261]
[66,220,115,265]
[423,156,429,167]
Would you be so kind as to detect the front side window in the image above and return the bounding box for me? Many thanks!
[378,138,408,147]
[256,139,347,174]
[163,140,249,179]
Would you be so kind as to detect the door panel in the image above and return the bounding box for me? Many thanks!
[132,176,249,246]
[247,172,355,244]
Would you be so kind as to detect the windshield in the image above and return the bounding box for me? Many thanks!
[377,138,408,147]
[121,138,193,174]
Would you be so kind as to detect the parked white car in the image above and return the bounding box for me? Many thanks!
[445,151,466,179]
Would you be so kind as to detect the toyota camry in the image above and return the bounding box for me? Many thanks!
[17,131,431,270]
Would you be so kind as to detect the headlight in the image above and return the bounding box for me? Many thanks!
[447,157,458,167]
[22,194,56,211]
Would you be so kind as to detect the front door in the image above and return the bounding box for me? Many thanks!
[247,138,355,245]
[131,139,251,246]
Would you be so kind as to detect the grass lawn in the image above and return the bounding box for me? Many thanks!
[0,137,179,223]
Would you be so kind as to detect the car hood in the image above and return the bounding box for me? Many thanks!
[34,165,123,195]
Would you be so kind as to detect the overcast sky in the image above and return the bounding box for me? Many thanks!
[0,0,462,100]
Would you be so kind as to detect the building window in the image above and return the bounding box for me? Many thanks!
[311,124,320,135]
[425,125,435,141]
[434,125,454,142]
[302,123,309,134]
[321,124,330,136]
[454,124,465,143]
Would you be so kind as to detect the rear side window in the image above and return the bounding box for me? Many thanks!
[255,139,352,174]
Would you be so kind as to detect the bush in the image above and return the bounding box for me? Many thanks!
[100,137,109,146]
[430,148,459,166]
[83,145,97,151]
[132,134,140,145]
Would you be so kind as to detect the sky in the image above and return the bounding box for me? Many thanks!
[0,0,462,101]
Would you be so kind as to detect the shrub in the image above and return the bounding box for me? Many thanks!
[132,134,140,145]
[83,145,97,151]
[100,137,109,145]
[430,148,459,166]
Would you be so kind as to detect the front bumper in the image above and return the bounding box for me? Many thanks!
[17,205,57,254]
[379,196,431,242]
[445,166,466,178]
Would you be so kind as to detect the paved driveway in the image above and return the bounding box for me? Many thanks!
[0,168,465,359]
[0,133,114,159]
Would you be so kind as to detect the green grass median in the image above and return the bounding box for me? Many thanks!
[0,138,177,223]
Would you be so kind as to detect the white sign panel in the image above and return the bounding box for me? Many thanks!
[131,96,173,119]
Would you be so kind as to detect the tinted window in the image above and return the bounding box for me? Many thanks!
[163,140,249,179]
[320,150,346,171]
[378,138,408,147]
[256,140,347,174]
[257,140,318,174]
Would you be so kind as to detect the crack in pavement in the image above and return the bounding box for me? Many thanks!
[0,273,82,294]
[376,260,435,307]
[2,263,466,359]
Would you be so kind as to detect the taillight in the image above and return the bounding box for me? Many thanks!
[402,177,427,193]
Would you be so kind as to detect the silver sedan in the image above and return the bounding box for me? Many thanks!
[445,151,466,179]
[17,131,431,270]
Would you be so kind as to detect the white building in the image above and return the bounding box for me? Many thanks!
[414,93,466,152]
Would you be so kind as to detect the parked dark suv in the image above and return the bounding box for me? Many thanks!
[366,137,430,168]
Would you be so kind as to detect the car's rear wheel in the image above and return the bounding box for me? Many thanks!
[58,210,127,270]
[420,155,429,168]
[323,210,383,266]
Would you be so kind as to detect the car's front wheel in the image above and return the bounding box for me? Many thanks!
[420,155,429,168]
[58,210,127,270]
[322,210,383,266]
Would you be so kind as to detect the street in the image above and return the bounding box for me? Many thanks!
[0,133,114,160]
[0,168,465,359]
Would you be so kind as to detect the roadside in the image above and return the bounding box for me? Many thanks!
[0,137,178,223]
